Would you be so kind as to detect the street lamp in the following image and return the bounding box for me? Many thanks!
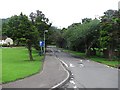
[44,30,48,54]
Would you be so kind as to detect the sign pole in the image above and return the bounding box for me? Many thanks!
[44,30,48,54]
[41,46,42,55]
[44,31,45,54]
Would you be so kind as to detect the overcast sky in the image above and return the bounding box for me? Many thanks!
[0,0,119,28]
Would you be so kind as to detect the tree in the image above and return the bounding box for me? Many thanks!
[29,10,52,50]
[62,19,100,56]
[3,13,39,61]
[100,9,119,60]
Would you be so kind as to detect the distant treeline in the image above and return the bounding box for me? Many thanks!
[52,9,120,60]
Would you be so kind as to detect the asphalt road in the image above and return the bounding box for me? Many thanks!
[51,47,119,89]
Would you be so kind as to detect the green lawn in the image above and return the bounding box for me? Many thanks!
[63,49,119,68]
[2,47,43,83]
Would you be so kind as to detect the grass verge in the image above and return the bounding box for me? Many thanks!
[63,49,119,68]
[2,47,43,83]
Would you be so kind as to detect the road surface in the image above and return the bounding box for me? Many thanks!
[51,47,119,89]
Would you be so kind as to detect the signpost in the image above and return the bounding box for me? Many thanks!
[39,41,44,55]
[39,30,48,55]
[39,41,44,47]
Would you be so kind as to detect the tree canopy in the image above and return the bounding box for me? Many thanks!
[55,9,120,60]
[2,10,51,61]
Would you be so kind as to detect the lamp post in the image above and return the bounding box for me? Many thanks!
[118,1,120,10]
[44,30,48,54]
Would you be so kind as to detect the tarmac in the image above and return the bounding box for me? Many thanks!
[2,48,68,89]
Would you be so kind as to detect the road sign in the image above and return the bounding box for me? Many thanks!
[39,41,44,47]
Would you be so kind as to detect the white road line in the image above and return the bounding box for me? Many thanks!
[111,67,114,69]
[51,57,70,89]
[60,60,68,68]
[105,65,115,69]
[70,63,75,67]
[70,80,75,85]
[105,65,110,68]
[70,77,74,80]
[80,60,82,62]
[80,64,84,67]
[73,85,77,88]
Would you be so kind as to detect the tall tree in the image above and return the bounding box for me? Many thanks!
[29,10,52,50]
[62,19,100,56]
[100,9,119,60]
[3,13,39,61]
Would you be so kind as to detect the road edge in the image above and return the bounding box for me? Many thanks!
[51,57,70,89]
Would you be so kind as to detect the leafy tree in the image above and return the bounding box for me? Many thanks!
[117,10,120,57]
[29,10,52,50]
[100,9,119,60]
[46,26,60,45]
[82,18,92,23]
[62,19,100,56]
[3,13,39,61]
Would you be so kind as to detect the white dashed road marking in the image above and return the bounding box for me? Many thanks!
[105,65,110,68]
[70,80,75,85]
[73,85,77,88]
[70,63,75,67]
[80,63,84,67]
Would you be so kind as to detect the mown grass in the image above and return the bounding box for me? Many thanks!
[63,49,119,68]
[2,47,43,83]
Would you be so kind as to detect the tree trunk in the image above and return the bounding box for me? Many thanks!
[85,42,90,56]
[28,45,33,61]
[85,48,91,56]
[108,45,114,60]
[108,48,113,60]
[85,39,96,56]
[16,40,20,46]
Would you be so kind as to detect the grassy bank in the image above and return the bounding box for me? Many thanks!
[63,49,119,68]
[2,47,43,83]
